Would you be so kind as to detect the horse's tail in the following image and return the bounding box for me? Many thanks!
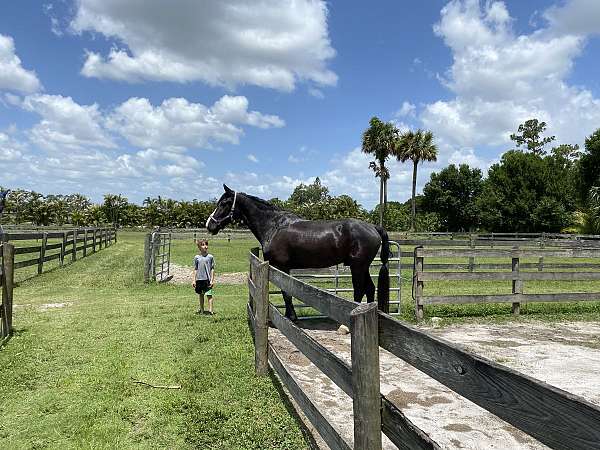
[375,225,390,314]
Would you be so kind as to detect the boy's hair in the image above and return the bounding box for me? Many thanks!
[196,239,209,248]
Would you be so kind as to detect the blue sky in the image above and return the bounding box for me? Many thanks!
[1,0,599,209]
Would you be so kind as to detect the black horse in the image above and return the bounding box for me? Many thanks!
[206,185,389,320]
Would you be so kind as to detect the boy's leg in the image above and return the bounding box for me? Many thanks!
[207,295,213,314]
[198,293,205,313]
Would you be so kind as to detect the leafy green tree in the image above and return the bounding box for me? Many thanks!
[288,178,329,207]
[510,119,555,155]
[369,201,410,231]
[422,164,483,231]
[478,151,576,232]
[102,194,129,227]
[361,117,400,226]
[577,128,600,204]
[396,129,438,231]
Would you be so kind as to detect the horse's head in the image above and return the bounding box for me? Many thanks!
[0,189,9,215]
[206,184,240,234]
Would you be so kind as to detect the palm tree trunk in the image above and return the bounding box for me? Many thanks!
[379,176,384,227]
[410,160,418,231]
[383,177,387,228]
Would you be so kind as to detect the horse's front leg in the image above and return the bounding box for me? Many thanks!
[282,290,297,322]
[277,266,297,321]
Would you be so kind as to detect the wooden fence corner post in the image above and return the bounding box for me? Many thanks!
[2,243,15,335]
[351,302,382,450]
[254,260,270,376]
[512,248,522,315]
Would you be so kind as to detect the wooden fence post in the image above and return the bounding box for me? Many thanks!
[254,260,270,376]
[38,232,47,275]
[83,229,87,257]
[351,302,382,450]
[92,229,97,253]
[414,247,424,321]
[2,243,15,336]
[512,248,522,315]
[72,229,77,262]
[249,248,260,310]
[60,232,67,266]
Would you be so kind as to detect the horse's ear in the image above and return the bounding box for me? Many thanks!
[223,184,233,194]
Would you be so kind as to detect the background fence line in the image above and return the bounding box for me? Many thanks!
[413,246,600,321]
[0,227,116,278]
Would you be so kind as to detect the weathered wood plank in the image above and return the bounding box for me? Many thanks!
[417,247,600,258]
[269,304,352,396]
[381,397,440,450]
[14,258,39,269]
[418,271,600,281]
[269,266,355,326]
[268,344,351,450]
[247,277,257,300]
[14,245,42,255]
[378,313,600,450]
[420,292,600,305]
[42,253,61,263]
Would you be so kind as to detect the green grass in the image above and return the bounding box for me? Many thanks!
[0,232,307,450]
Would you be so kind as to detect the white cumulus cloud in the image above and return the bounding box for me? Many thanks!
[0,34,42,94]
[70,0,337,91]
[421,0,600,159]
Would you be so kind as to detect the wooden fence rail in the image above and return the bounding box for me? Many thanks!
[0,227,116,277]
[413,246,600,320]
[0,243,15,346]
[248,248,600,449]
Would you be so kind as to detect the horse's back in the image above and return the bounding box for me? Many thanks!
[266,218,381,269]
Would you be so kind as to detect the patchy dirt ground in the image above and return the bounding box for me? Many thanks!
[167,263,247,285]
[270,319,600,449]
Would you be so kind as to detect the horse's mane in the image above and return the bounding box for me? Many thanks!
[244,193,280,210]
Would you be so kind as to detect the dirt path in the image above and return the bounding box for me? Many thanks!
[271,320,600,449]
[167,263,247,285]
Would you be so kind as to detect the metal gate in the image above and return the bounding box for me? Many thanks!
[144,231,172,282]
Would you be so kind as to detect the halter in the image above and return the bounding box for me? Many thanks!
[206,190,237,228]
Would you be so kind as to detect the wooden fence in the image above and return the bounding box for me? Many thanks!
[413,246,600,321]
[0,227,117,276]
[0,243,15,346]
[247,248,600,449]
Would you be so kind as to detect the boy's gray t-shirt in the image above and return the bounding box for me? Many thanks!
[194,254,215,281]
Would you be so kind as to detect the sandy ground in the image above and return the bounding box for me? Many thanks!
[167,263,247,285]
[270,319,600,449]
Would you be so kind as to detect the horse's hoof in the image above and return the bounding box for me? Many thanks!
[336,325,350,335]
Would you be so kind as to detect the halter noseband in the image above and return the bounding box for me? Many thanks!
[206,191,237,228]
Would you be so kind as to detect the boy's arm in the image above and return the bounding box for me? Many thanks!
[209,268,215,287]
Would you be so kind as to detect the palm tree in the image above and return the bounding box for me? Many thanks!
[397,129,438,231]
[361,117,400,226]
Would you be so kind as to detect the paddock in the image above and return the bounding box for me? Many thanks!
[247,247,600,449]
[270,319,600,449]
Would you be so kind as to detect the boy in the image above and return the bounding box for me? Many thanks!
[192,239,216,314]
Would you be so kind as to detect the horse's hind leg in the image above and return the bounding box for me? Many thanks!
[364,270,376,303]
[350,265,367,303]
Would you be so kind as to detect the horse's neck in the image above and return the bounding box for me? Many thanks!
[238,195,287,246]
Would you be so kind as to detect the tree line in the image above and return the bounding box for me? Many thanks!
[1,119,599,233]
